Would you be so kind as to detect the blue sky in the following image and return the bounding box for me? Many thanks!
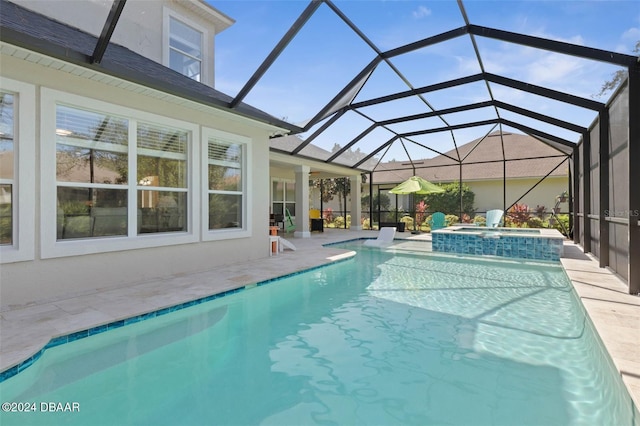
[209,1,639,164]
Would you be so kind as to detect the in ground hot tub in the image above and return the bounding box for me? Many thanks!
[432,225,565,261]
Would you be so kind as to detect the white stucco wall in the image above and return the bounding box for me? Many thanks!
[0,54,274,307]
[12,0,230,87]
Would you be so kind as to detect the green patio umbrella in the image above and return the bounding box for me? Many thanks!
[389,176,444,233]
[389,176,444,195]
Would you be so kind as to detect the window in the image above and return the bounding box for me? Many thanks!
[0,79,35,264]
[207,136,244,230]
[0,92,15,245]
[55,105,191,239]
[272,180,295,217]
[169,16,202,82]
[42,89,198,258]
[137,122,188,234]
[55,106,129,239]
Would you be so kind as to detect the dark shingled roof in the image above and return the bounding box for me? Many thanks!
[0,0,301,133]
[373,132,569,184]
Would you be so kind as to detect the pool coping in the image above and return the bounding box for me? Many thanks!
[1,230,638,408]
[559,241,640,408]
[0,255,358,382]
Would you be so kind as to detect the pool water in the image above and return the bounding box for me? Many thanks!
[1,243,638,425]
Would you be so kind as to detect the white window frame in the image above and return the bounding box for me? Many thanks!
[0,78,35,264]
[40,88,200,259]
[201,128,252,241]
[163,8,209,85]
[271,178,296,217]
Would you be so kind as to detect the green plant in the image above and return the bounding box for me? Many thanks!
[422,182,475,216]
[551,214,570,235]
[473,216,486,226]
[382,207,404,223]
[60,201,90,216]
[0,204,12,244]
[400,215,414,229]
[334,216,345,228]
[527,216,544,228]
[362,193,390,212]
[445,214,459,226]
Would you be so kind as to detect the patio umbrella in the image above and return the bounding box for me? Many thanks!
[389,176,444,195]
[389,176,444,232]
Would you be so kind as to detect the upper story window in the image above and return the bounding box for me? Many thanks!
[169,17,202,82]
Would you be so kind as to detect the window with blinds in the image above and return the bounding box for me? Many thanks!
[208,138,244,230]
[55,105,129,239]
[54,104,191,239]
[137,122,188,234]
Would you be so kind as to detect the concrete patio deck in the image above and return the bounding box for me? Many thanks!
[1,228,638,408]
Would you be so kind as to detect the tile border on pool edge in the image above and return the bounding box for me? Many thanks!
[0,255,355,383]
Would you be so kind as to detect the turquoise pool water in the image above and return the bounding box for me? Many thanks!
[1,243,638,425]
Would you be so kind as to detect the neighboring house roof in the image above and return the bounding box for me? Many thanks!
[0,0,299,133]
[373,132,569,185]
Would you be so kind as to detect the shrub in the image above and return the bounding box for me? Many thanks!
[551,214,570,236]
[422,182,475,216]
[60,201,89,216]
[533,205,547,219]
[324,207,334,223]
[400,215,414,229]
[445,214,459,226]
[527,216,544,229]
[362,193,390,211]
[507,203,531,227]
[333,216,345,228]
[473,216,486,226]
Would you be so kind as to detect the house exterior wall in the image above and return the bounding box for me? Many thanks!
[368,176,568,217]
[0,53,274,307]
[11,0,230,87]
[469,177,569,214]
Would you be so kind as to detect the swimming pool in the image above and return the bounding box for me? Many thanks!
[1,242,637,425]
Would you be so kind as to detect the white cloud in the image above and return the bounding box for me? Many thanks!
[527,53,583,85]
[412,6,432,19]
[622,27,640,41]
